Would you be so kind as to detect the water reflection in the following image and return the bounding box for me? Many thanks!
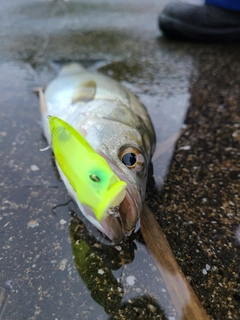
[108,295,164,320]
[70,212,133,315]
[70,212,167,319]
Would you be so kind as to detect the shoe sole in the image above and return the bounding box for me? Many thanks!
[159,14,240,42]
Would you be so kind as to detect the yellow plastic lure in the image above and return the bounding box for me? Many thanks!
[49,116,127,221]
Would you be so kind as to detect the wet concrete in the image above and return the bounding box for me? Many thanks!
[0,0,239,319]
[154,47,240,319]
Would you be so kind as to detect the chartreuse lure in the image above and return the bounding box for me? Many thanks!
[49,116,127,221]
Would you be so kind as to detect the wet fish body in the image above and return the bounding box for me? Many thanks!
[39,63,155,242]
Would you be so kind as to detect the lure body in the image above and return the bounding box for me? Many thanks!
[39,63,156,243]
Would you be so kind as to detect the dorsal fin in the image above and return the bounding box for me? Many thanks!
[72,80,97,103]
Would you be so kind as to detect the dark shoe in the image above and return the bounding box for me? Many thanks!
[159,2,240,41]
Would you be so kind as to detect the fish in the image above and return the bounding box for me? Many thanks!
[37,63,156,243]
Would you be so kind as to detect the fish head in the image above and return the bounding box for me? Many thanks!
[49,114,154,243]
[99,141,150,241]
[83,116,154,243]
[49,116,127,222]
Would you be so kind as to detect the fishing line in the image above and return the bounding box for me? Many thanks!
[118,262,126,291]
[0,284,13,320]
[51,199,74,215]
[39,145,51,152]
[0,293,9,320]
[22,0,70,90]
[38,139,51,152]
[110,212,126,237]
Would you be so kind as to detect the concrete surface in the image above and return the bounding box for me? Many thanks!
[0,0,239,319]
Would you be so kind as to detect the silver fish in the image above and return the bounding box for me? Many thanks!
[38,63,156,243]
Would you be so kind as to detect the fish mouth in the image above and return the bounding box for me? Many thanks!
[77,152,143,243]
[108,191,138,230]
[80,171,141,243]
[98,167,142,243]
[99,189,140,243]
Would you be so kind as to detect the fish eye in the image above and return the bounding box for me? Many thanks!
[119,147,144,172]
[90,174,101,182]
[122,153,137,167]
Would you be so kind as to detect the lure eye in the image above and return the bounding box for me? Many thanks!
[119,147,144,172]
[90,174,101,182]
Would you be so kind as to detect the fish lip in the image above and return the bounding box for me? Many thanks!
[76,164,141,243]
[118,187,140,232]
[103,172,141,242]
[96,183,141,243]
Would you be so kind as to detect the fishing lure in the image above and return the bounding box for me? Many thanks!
[49,116,127,221]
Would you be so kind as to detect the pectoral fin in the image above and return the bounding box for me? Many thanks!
[72,80,97,104]
[152,130,185,162]
[33,87,47,116]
